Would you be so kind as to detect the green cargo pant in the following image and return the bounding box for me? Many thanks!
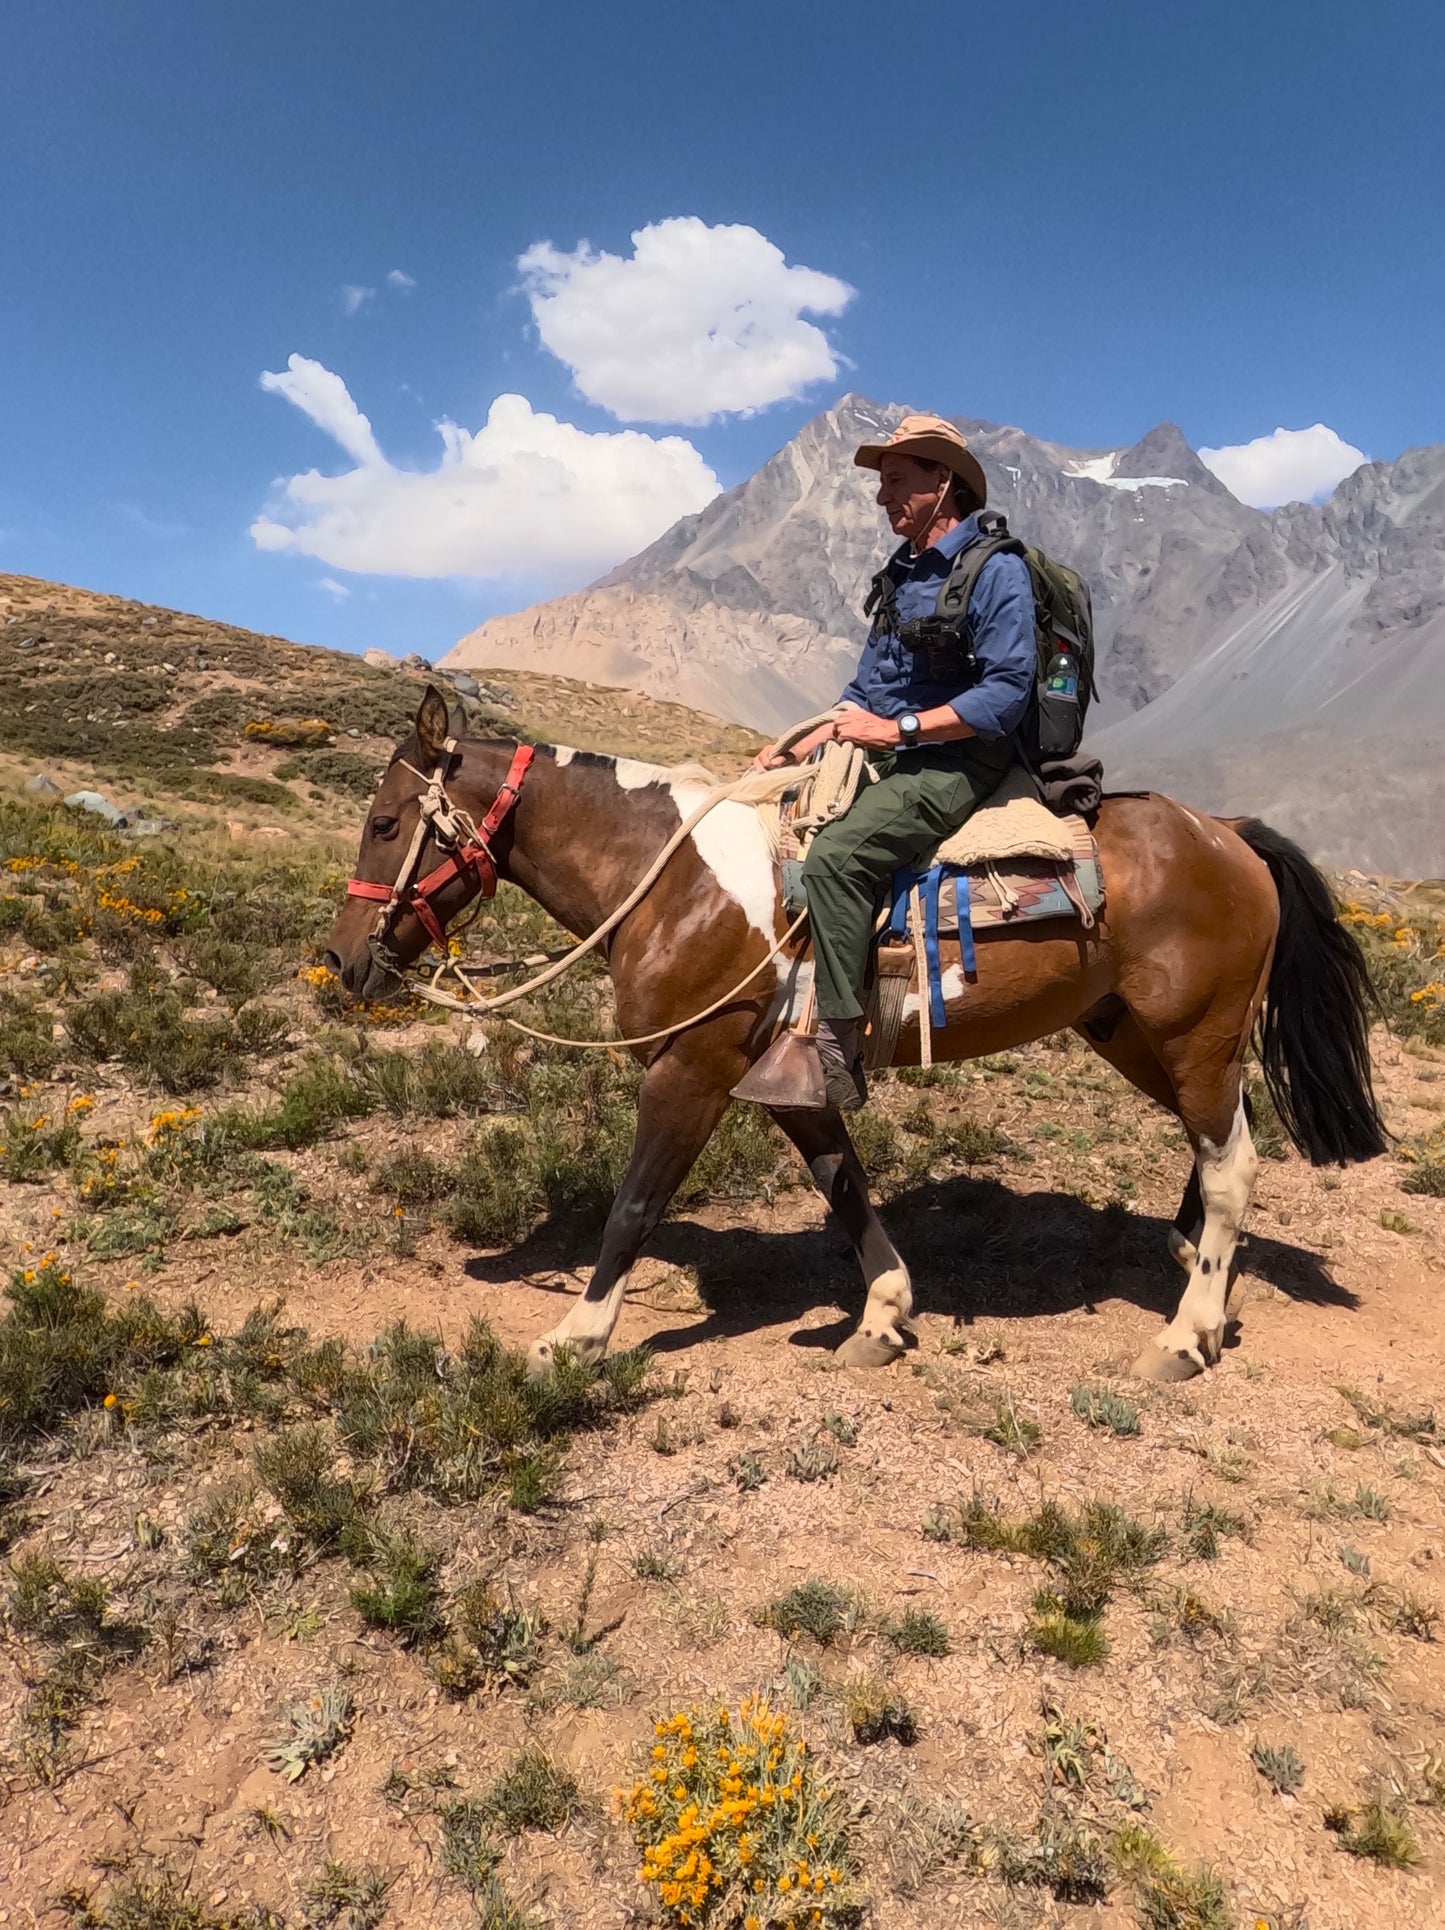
[803,740,1016,1022]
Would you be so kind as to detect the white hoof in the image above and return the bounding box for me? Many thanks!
[527,1333,559,1380]
[1131,1341,1206,1383]
[835,1326,907,1370]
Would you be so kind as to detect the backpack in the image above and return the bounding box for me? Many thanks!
[867,510,1099,762]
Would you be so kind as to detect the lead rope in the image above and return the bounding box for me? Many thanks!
[409,708,842,1051]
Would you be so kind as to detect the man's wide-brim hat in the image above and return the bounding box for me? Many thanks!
[854,412,987,507]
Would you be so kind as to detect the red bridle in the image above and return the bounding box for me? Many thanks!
[346,740,535,953]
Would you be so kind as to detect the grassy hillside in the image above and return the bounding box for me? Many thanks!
[0,573,764,833]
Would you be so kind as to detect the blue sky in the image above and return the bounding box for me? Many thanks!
[2,0,1441,660]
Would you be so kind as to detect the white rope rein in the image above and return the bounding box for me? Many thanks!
[408,709,841,1051]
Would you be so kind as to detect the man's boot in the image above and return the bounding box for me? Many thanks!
[815,1016,867,1112]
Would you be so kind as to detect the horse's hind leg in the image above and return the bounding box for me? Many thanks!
[770,1106,914,1369]
[1075,1009,1202,1275]
[1132,1055,1259,1382]
[528,1042,734,1375]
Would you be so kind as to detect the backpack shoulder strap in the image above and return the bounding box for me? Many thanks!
[934,510,1026,624]
[863,539,915,623]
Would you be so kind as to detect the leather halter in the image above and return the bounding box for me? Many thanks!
[346,739,535,954]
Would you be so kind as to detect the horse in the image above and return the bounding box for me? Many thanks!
[324,686,1386,1383]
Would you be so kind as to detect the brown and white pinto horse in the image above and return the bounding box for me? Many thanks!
[325,689,1386,1382]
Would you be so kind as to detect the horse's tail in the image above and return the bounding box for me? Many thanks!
[1232,817,1388,1165]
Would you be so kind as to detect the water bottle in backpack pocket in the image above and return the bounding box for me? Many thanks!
[1037,645,1082,757]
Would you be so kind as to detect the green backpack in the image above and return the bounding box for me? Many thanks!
[918,510,1099,762]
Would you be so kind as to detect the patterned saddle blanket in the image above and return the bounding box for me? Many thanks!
[770,761,1104,934]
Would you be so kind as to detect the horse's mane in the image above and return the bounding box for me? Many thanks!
[533,741,721,789]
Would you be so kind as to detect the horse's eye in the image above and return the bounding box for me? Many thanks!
[371,815,399,840]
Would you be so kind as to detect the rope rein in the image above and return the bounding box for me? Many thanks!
[395,709,842,1051]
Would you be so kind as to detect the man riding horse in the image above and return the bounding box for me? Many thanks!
[756,413,1036,1110]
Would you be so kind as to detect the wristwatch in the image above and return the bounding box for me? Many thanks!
[897,712,921,748]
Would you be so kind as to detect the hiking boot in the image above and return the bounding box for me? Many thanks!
[816,1017,867,1112]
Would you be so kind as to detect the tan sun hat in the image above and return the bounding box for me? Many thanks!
[854,411,987,507]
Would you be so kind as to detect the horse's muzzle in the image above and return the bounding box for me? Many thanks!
[328,947,402,1004]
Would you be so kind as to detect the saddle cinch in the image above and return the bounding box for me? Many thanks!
[732,747,1105,1105]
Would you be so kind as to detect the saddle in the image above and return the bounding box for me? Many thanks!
[735,755,1105,1102]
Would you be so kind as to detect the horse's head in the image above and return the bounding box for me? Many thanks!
[323,685,523,1001]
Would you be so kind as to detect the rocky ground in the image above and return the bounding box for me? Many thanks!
[1,582,1443,1929]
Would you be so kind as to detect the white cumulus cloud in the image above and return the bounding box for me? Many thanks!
[518,217,853,424]
[260,355,384,468]
[316,576,351,600]
[1199,423,1367,508]
[252,359,720,582]
[386,268,416,291]
[341,284,375,316]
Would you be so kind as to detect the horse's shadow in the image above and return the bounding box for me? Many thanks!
[463,1167,1353,1356]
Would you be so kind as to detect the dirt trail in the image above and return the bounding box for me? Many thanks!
[3,1024,1442,1930]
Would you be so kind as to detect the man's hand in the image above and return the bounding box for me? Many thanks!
[832,708,900,750]
[752,719,840,771]
[752,741,797,772]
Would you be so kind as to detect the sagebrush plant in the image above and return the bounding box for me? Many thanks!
[261,1685,353,1782]
[620,1699,864,1927]
[1069,1384,1140,1437]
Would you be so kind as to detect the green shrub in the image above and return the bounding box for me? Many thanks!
[253,1426,370,1551]
[449,1123,542,1245]
[1403,1158,1445,1197]
[1325,1799,1421,1868]
[328,1316,649,1505]
[0,1105,81,1182]
[349,1529,445,1646]
[0,991,59,1078]
[481,1746,578,1834]
[757,1579,859,1646]
[881,1607,951,1657]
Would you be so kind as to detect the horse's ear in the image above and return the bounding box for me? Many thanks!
[415,685,451,761]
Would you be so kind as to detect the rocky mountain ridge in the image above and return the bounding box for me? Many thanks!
[445,395,1445,872]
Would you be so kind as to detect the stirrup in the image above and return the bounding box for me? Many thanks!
[731,1032,827,1109]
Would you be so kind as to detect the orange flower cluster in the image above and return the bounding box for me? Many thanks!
[619,1700,857,1928]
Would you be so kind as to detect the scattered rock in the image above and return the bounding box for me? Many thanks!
[162,661,177,673]
[401,651,431,671]
[104,651,116,664]
[363,648,395,670]
[24,773,62,799]
[65,788,129,828]
[142,616,158,627]
[449,671,481,699]
[15,636,37,650]
[196,656,209,670]
[346,727,362,738]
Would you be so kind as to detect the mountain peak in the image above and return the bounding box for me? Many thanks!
[1113,421,1229,494]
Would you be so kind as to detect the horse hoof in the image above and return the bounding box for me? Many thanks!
[1131,1342,1204,1383]
[835,1327,906,1371]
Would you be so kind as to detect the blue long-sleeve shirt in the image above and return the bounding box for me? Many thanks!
[840,513,1036,743]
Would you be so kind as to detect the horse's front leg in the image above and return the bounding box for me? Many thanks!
[771,1106,914,1369]
[528,1041,734,1375]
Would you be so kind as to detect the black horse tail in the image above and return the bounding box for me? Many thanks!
[1233,818,1388,1165]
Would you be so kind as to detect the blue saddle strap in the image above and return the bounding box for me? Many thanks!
[887,869,912,939]
[950,867,977,978]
